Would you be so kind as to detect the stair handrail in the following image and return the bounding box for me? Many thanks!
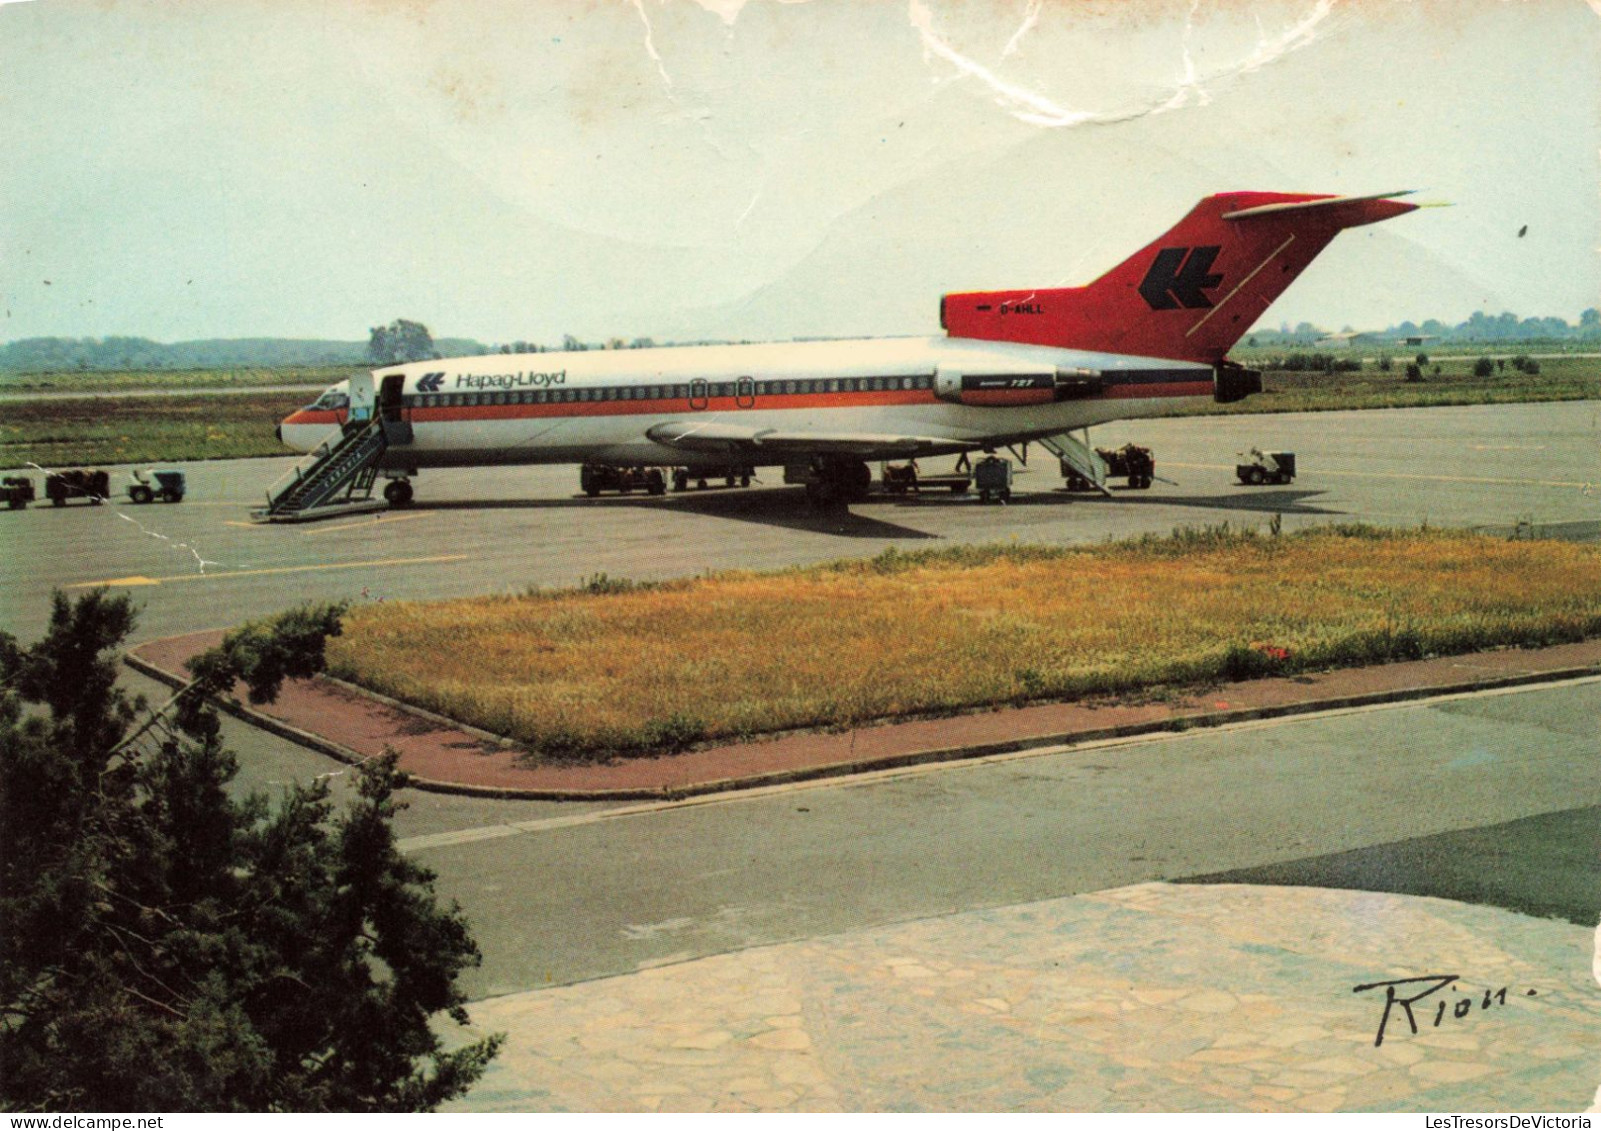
[262,423,357,509]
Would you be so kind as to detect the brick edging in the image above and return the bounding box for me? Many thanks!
[123,640,1600,803]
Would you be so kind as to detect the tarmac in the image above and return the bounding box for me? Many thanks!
[123,634,1601,1111]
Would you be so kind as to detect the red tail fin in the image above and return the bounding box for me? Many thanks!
[941,192,1418,364]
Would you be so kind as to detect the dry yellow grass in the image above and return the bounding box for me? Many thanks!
[327,527,1601,761]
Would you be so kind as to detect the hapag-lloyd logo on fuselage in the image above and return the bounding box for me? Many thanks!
[451,369,568,391]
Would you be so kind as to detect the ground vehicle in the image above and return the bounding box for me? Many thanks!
[45,469,110,506]
[880,461,971,496]
[1,476,35,510]
[974,455,1013,504]
[1062,443,1154,490]
[128,468,187,504]
[580,464,666,497]
[671,465,754,492]
[1236,449,1296,485]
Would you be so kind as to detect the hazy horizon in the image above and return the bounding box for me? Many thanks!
[4,1,1597,347]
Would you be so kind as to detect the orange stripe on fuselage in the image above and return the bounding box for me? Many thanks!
[407,390,935,421]
[281,381,1214,429]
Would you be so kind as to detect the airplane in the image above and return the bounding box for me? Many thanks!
[270,190,1419,517]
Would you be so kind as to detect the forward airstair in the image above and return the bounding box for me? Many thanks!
[254,419,388,522]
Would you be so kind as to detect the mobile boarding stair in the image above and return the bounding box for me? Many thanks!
[253,419,389,523]
[1038,430,1113,497]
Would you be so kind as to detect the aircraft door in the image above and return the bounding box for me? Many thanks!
[347,373,376,425]
[690,378,709,410]
[378,373,413,444]
[379,373,407,421]
[736,376,755,409]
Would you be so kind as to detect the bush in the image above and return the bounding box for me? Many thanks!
[1405,363,1424,382]
[1474,356,1495,377]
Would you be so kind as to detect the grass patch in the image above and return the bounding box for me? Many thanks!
[0,391,308,468]
[325,526,1601,762]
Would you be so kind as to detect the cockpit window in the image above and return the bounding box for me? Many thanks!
[310,390,349,411]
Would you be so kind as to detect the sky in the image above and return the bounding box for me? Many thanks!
[2,0,1598,347]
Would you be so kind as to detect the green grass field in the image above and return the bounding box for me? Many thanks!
[0,364,352,395]
[325,526,1601,762]
[0,391,308,469]
[1,355,1595,469]
[1168,353,1600,416]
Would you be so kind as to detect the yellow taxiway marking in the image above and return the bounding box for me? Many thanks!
[220,512,433,533]
[298,511,433,536]
[66,554,468,589]
[1162,462,1590,490]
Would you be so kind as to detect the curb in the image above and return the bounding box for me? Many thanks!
[123,643,1601,803]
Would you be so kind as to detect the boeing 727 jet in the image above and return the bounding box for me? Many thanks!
[269,190,1417,516]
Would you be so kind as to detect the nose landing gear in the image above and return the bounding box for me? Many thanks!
[383,478,415,507]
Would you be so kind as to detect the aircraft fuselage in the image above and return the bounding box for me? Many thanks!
[278,336,1215,471]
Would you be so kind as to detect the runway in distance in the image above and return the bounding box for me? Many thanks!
[271,191,1418,514]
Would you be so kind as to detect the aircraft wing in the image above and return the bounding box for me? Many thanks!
[646,420,947,458]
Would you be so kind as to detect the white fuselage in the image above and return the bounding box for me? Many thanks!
[278,336,1215,470]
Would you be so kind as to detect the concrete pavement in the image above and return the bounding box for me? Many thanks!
[451,882,1601,1112]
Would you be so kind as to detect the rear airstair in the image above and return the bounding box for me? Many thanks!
[1038,430,1113,497]
[254,419,388,523]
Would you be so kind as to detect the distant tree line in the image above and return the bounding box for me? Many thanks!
[1249,308,1601,348]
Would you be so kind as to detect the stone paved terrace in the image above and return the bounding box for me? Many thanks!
[450,883,1601,1113]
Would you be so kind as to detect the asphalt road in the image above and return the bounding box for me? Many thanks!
[3,400,1597,1006]
[405,679,1599,998]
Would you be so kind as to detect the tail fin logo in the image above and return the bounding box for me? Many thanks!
[1138,246,1224,311]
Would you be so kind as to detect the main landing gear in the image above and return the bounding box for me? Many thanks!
[804,456,871,510]
[383,478,414,507]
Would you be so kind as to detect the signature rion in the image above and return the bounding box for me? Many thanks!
[1353,974,1538,1046]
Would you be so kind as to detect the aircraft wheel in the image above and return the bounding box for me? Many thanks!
[384,479,415,506]
[672,469,689,492]
[740,474,751,488]
[647,470,667,496]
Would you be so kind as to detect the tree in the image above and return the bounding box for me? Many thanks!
[0,593,500,1111]
[367,320,438,365]
[1473,356,1495,377]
